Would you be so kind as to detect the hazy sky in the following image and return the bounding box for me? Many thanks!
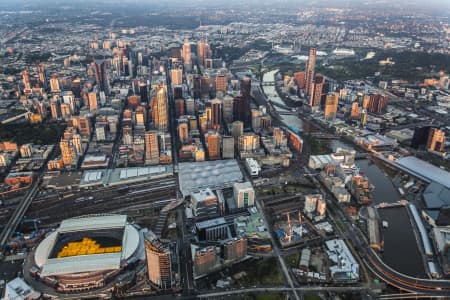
[1,0,449,12]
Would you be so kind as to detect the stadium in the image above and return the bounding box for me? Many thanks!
[31,214,141,293]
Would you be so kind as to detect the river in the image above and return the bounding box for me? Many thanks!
[261,70,426,277]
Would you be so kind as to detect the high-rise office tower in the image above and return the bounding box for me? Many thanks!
[201,76,211,97]
[135,110,146,126]
[367,93,388,114]
[240,77,251,101]
[144,232,172,289]
[197,40,211,66]
[411,126,431,149]
[178,122,189,144]
[215,74,227,93]
[50,101,61,120]
[222,136,234,159]
[205,131,221,160]
[186,98,195,115]
[362,95,370,109]
[233,96,250,127]
[324,93,339,121]
[251,109,262,131]
[231,121,244,140]
[171,68,183,85]
[88,92,98,113]
[145,131,160,165]
[50,76,60,93]
[294,71,306,89]
[305,48,317,96]
[427,128,446,152]
[22,70,32,93]
[188,116,198,130]
[181,39,191,67]
[350,102,360,120]
[193,75,201,99]
[153,85,168,131]
[139,83,148,102]
[210,98,222,129]
[175,98,185,118]
[93,59,110,96]
[38,63,47,89]
[222,95,234,124]
[309,74,324,108]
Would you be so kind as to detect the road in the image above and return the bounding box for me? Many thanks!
[196,285,368,298]
[254,195,300,300]
[0,181,39,252]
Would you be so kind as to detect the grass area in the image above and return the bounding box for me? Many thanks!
[241,294,286,300]
[304,295,322,300]
[0,123,65,145]
[238,258,284,286]
[285,252,300,268]
[308,136,332,155]
[317,49,450,83]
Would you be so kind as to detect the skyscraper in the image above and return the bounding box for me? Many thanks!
[294,71,306,89]
[205,131,221,160]
[170,68,183,85]
[305,48,317,96]
[93,59,110,96]
[50,76,60,93]
[181,39,191,67]
[144,232,172,289]
[222,136,234,159]
[324,93,339,121]
[309,74,324,108]
[197,40,211,66]
[145,131,160,165]
[367,93,388,114]
[178,122,189,144]
[22,70,32,94]
[427,128,446,152]
[215,74,227,93]
[38,63,47,89]
[222,95,234,124]
[153,85,168,131]
[175,98,185,118]
[233,96,250,128]
[350,102,360,120]
[210,98,222,129]
[88,92,98,113]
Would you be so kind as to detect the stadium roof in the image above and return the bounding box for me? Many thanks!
[34,215,140,277]
[396,156,450,188]
[179,159,243,196]
[59,214,127,233]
